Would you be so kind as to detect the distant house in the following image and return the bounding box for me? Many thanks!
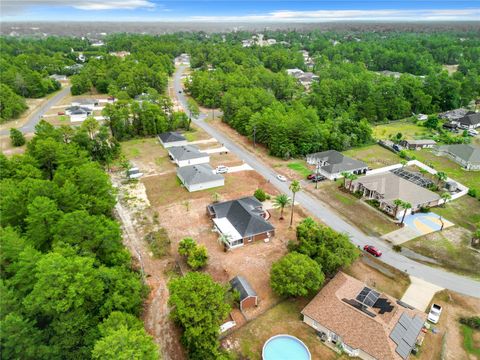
[158,132,188,148]
[442,122,458,131]
[65,106,92,122]
[109,51,130,58]
[230,276,258,311]
[286,68,319,89]
[71,99,98,111]
[454,112,480,129]
[400,139,436,150]
[434,144,480,171]
[438,108,469,121]
[177,164,224,192]
[302,272,426,360]
[350,171,441,218]
[49,74,67,81]
[207,196,274,250]
[306,150,368,180]
[168,145,209,167]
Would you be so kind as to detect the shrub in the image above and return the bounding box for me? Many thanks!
[187,245,208,270]
[392,245,402,252]
[460,316,480,330]
[468,188,478,198]
[145,228,171,258]
[419,206,430,213]
[178,237,196,257]
[9,128,26,147]
[254,188,267,202]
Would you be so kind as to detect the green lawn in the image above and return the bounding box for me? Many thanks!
[461,325,480,357]
[413,149,480,190]
[287,161,312,177]
[372,120,434,140]
[343,144,400,169]
[432,196,480,232]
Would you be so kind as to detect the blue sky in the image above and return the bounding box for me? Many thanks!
[1,1,479,22]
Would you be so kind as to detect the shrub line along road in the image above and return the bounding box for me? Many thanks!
[0,85,71,136]
[173,63,480,299]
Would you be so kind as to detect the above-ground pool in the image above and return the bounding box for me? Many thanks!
[262,334,311,360]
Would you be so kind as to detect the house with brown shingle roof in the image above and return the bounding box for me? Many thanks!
[301,272,426,360]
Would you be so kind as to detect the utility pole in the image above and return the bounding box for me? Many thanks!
[253,126,256,148]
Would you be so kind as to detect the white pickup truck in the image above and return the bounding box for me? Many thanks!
[427,303,442,324]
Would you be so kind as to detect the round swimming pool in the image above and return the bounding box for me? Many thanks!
[262,334,311,360]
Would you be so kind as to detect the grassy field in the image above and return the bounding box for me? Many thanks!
[413,149,480,190]
[226,299,346,360]
[343,144,400,169]
[287,161,312,177]
[461,325,480,357]
[403,227,480,280]
[372,120,433,140]
[432,196,480,232]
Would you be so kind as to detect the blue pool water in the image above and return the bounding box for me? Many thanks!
[263,335,311,360]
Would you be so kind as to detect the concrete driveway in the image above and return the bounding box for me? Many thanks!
[401,276,444,311]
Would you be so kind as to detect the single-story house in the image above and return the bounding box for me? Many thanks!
[442,122,458,131]
[230,276,258,311]
[433,144,480,171]
[438,108,469,121]
[454,112,480,129]
[302,272,426,360]
[400,139,436,150]
[66,106,92,122]
[350,172,441,218]
[158,132,188,148]
[306,150,368,180]
[207,196,274,250]
[168,145,210,167]
[71,99,98,111]
[177,164,224,192]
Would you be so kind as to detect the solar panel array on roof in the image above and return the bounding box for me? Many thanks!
[391,168,434,188]
[390,313,424,359]
[356,287,380,307]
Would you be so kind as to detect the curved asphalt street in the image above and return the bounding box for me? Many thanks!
[0,85,71,136]
[173,64,480,299]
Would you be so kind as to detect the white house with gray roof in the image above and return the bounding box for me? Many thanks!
[158,132,188,148]
[306,150,368,180]
[177,164,224,192]
[434,144,480,171]
[207,196,274,250]
[168,145,210,167]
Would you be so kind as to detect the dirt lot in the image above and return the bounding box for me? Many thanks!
[0,133,33,156]
[417,290,480,360]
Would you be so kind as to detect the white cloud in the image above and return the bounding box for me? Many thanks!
[190,8,480,22]
[0,0,155,14]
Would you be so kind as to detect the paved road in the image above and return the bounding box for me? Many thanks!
[0,85,71,136]
[173,64,480,299]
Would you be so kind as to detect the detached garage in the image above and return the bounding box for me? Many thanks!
[230,276,258,311]
[177,164,224,192]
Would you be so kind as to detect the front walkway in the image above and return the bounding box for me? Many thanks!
[382,212,454,245]
[401,276,444,311]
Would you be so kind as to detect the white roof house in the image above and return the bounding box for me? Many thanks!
[177,164,224,192]
[168,145,210,167]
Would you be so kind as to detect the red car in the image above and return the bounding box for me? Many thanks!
[57,111,65,115]
[364,245,382,257]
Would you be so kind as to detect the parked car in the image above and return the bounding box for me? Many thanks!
[467,129,478,136]
[215,165,229,174]
[427,304,442,324]
[276,174,287,182]
[57,111,65,115]
[311,175,326,182]
[178,90,182,93]
[363,245,382,257]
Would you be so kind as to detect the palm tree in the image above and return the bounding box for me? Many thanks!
[400,159,408,168]
[348,174,358,191]
[435,171,447,187]
[273,194,291,220]
[340,172,350,188]
[440,192,452,207]
[289,180,301,227]
[393,199,403,218]
[400,202,412,225]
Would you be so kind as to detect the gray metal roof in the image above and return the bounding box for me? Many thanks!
[177,164,222,185]
[209,196,274,238]
[403,139,436,146]
[230,275,257,301]
[390,313,424,359]
[457,112,480,126]
[168,145,207,161]
[158,131,186,143]
[307,150,367,174]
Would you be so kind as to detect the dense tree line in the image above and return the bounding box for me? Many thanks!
[0,121,157,359]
